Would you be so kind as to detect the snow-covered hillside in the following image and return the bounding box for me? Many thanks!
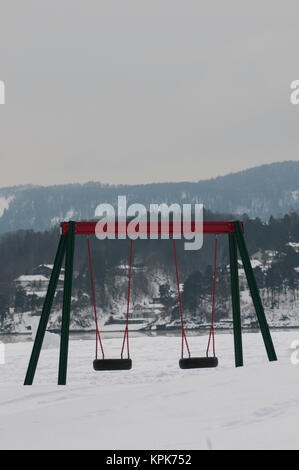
[2,264,299,334]
[0,331,298,449]
[1,211,298,335]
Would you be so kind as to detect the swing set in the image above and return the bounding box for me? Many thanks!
[24,220,277,385]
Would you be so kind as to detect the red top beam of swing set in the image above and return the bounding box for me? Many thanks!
[61,220,244,236]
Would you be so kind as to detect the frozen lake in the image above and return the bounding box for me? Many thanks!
[0,330,298,449]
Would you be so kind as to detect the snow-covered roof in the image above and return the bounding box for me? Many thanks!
[250,259,263,269]
[229,259,263,270]
[15,275,49,282]
[32,264,65,271]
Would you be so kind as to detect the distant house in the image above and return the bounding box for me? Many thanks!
[14,274,50,290]
[128,302,165,320]
[14,264,64,291]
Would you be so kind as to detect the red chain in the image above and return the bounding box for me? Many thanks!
[173,240,191,359]
[121,239,133,359]
[206,236,218,357]
[87,237,105,359]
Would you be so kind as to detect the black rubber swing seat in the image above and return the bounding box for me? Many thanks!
[93,358,132,371]
[179,356,218,369]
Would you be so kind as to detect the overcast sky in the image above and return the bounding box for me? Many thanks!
[0,1,299,188]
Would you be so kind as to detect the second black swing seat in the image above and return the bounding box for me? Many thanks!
[179,356,218,369]
[93,358,132,371]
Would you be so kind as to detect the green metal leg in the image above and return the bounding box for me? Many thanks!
[58,221,76,385]
[229,233,243,367]
[234,221,277,362]
[24,235,67,385]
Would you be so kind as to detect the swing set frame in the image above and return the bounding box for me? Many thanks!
[24,220,277,385]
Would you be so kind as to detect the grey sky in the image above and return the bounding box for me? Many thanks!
[0,1,299,187]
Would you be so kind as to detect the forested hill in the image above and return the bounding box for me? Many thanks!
[0,211,299,331]
[0,161,299,235]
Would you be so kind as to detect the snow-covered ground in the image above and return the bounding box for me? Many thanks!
[0,330,298,450]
